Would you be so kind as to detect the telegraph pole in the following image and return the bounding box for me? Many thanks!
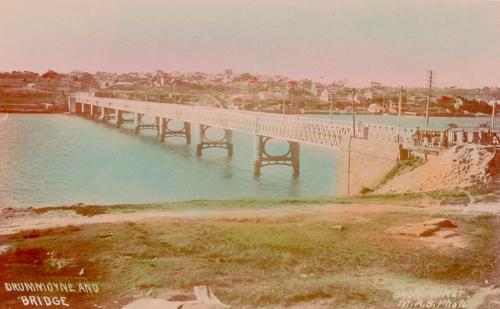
[492,95,497,129]
[347,134,352,197]
[242,89,246,111]
[351,89,356,137]
[329,91,334,120]
[346,88,357,197]
[425,70,434,127]
[282,85,286,116]
[397,86,403,143]
[346,89,357,197]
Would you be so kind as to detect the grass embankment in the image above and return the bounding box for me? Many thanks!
[360,157,424,194]
[376,158,424,188]
[1,192,499,308]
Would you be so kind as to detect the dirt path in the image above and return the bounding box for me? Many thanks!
[0,203,401,236]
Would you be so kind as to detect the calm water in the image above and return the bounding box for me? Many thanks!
[0,113,496,207]
[310,113,498,128]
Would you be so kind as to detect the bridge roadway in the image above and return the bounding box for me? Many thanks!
[72,93,413,177]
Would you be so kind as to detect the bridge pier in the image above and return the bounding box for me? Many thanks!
[85,104,92,117]
[115,110,134,128]
[73,102,81,114]
[196,125,233,156]
[68,98,75,113]
[116,109,123,128]
[86,104,94,117]
[134,112,140,131]
[79,103,86,115]
[99,107,115,123]
[81,103,94,117]
[253,136,300,177]
[100,107,108,123]
[134,113,159,133]
[159,118,191,144]
[91,104,100,119]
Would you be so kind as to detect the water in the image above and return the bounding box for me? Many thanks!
[309,113,499,128]
[0,113,495,207]
[0,114,341,207]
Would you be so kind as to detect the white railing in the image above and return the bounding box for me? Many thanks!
[75,94,406,149]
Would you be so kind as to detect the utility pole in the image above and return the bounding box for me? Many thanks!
[425,70,434,127]
[351,88,356,137]
[282,85,286,116]
[347,134,352,197]
[347,88,356,197]
[492,95,497,129]
[329,91,334,120]
[397,86,403,143]
[242,89,246,111]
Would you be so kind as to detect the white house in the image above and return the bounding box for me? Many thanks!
[319,88,329,102]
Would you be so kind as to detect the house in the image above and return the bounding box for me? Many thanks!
[360,88,373,101]
[454,97,464,110]
[370,81,384,89]
[368,103,384,114]
[319,88,329,102]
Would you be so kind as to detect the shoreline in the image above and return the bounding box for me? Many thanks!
[0,110,64,114]
[0,188,483,211]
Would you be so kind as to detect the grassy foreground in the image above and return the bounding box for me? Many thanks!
[1,191,499,308]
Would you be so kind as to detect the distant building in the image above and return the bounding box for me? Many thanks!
[361,89,373,100]
[319,88,329,102]
[454,97,464,110]
[370,81,384,89]
[368,103,384,114]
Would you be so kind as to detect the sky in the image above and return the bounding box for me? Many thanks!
[0,0,499,87]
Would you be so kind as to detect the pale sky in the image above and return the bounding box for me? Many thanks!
[1,0,499,87]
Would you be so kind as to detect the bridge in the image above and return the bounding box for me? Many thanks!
[71,93,413,177]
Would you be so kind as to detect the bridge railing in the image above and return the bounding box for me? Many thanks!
[361,123,415,145]
[75,94,409,149]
